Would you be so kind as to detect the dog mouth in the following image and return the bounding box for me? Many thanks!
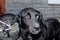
[29,26,41,34]
[32,29,41,34]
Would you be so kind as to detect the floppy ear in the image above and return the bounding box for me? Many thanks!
[39,12,47,29]
[39,12,44,23]
[17,13,21,25]
[12,13,22,40]
[39,12,43,21]
[39,12,46,24]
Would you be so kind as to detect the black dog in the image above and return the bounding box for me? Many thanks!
[45,18,60,40]
[18,7,46,40]
[19,8,60,40]
[13,8,60,40]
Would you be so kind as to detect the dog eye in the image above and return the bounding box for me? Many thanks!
[35,14,39,18]
[25,12,31,19]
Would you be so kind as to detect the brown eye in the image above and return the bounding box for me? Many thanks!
[35,14,39,19]
[25,12,31,19]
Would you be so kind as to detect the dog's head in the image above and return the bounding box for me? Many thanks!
[19,8,43,34]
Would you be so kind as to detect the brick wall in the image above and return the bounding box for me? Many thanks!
[5,0,60,19]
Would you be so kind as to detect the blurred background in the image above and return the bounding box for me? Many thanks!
[5,0,60,20]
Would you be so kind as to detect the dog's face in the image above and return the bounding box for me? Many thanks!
[21,8,43,34]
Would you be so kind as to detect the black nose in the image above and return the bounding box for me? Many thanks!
[34,27,39,30]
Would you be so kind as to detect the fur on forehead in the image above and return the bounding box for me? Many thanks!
[20,7,40,16]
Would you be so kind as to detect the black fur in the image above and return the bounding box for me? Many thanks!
[14,7,60,40]
[19,7,46,40]
[45,18,60,40]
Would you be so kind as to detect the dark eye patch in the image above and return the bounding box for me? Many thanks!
[24,12,31,19]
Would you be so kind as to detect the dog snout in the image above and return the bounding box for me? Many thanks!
[33,22,40,31]
[33,22,40,27]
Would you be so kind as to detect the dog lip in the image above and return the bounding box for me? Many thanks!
[31,31,40,34]
[30,29,41,34]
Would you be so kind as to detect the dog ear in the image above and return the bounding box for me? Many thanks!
[39,12,43,21]
[16,13,21,25]
[39,12,47,29]
[39,12,44,23]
